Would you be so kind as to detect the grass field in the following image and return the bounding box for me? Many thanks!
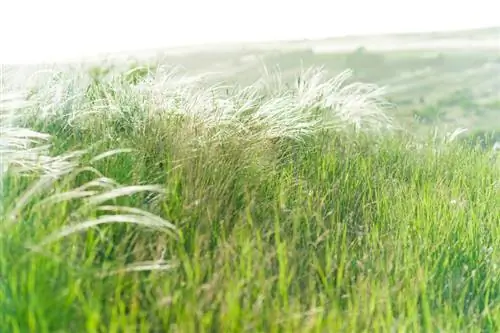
[1,27,500,332]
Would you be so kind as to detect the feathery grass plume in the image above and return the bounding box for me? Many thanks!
[441,127,469,145]
[1,65,178,274]
[2,61,392,273]
[1,73,78,185]
[1,126,177,254]
[20,63,394,146]
[137,65,395,144]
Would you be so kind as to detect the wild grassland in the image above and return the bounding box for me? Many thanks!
[1,64,499,332]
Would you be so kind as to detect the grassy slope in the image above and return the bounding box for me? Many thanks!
[1,61,499,332]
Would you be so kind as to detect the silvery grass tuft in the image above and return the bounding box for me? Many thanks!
[19,64,395,147]
[142,65,395,140]
[1,83,77,181]
[1,68,178,273]
[1,62,394,273]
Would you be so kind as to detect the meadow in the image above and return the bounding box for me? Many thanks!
[1,28,500,332]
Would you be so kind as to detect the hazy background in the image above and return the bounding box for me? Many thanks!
[1,0,499,63]
[1,0,499,139]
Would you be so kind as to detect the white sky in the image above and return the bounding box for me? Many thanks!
[1,0,499,63]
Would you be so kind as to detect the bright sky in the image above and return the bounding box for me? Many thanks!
[1,0,499,63]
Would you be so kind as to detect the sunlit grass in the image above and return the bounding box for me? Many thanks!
[1,63,499,332]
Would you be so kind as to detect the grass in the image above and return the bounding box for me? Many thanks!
[1,63,500,332]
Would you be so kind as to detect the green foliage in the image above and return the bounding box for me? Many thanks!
[85,65,116,103]
[2,64,500,332]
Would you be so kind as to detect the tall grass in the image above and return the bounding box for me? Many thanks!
[1,63,499,332]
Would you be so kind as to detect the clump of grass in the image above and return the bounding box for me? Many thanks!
[1,63,499,332]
